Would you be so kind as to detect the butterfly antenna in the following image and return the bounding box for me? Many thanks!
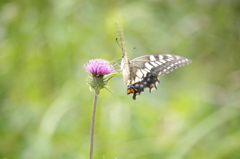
[115,38,121,50]
[128,47,136,55]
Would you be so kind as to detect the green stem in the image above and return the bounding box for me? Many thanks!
[89,89,99,159]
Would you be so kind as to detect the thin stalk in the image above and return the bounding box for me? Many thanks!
[89,89,99,159]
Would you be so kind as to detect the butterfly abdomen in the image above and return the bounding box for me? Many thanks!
[127,73,160,100]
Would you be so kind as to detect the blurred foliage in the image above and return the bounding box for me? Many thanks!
[0,0,240,159]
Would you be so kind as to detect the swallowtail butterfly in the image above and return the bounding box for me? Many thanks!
[117,26,192,100]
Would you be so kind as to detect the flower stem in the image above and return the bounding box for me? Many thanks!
[89,89,99,159]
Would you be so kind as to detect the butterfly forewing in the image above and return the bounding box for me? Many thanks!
[116,24,132,85]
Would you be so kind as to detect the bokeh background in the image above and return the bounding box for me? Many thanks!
[1,0,240,159]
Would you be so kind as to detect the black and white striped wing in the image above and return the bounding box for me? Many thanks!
[126,54,192,100]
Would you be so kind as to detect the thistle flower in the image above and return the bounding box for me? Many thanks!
[84,59,114,91]
[84,59,113,76]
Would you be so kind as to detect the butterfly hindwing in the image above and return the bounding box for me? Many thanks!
[130,54,191,78]
[126,54,192,100]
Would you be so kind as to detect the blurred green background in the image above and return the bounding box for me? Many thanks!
[1,0,240,159]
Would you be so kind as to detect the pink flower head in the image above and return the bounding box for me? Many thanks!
[84,59,113,76]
